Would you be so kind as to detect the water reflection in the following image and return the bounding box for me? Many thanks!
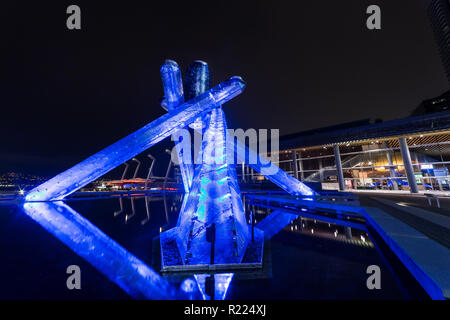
[20,201,179,299]
[194,273,234,300]
[109,194,370,250]
[286,217,373,248]
[242,195,373,248]
[106,195,234,300]
[111,194,183,230]
[104,194,374,300]
[11,193,386,300]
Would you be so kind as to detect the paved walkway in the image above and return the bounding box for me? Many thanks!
[357,193,450,299]
[356,192,450,217]
[359,196,450,249]
[351,189,450,197]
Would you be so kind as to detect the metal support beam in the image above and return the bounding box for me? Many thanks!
[345,227,352,239]
[398,137,419,194]
[319,158,324,182]
[385,146,399,190]
[298,151,305,180]
[292,150,299,179]
[333,145,345,191]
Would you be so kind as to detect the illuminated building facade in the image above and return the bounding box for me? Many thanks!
[247,111,450,193]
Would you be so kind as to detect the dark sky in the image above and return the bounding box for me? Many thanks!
[1,0,448,175]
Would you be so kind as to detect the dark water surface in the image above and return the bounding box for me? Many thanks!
[0,195,418,299]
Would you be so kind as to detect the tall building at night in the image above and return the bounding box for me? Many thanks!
[428,0,450,83]
[411,90,450,115]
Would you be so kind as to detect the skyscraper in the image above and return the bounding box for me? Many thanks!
[429,0,450,83]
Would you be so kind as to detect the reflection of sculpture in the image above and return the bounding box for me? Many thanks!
[22,201,178,299]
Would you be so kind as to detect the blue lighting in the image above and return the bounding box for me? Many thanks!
[217,177,229,185]
[21,59,316,301]
[160,60,184,111]
[25,76,246,202]
[21,201,178,299]
[160,60,193,193]
[170,108,250,265]
[185,61,211,131]
[231,136,316,196]
[194,273,234,300]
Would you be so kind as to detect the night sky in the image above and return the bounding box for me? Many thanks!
[2,0,448,175]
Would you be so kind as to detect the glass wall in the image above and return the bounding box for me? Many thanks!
[270,131,450,192]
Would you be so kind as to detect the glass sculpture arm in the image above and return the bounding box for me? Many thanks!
[160,60,184,111]
[160,60,193,193]
[25,77,246,201]
[231,138,316,196]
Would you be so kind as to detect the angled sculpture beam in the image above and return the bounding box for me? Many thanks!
[25,77,246,201]
[232,140,316,196]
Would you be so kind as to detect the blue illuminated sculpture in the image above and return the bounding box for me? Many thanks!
[25,76,245,201]
[21,59,316,299]
[160,61,264,268]
[161,107,262,267]
[160,60,194,193]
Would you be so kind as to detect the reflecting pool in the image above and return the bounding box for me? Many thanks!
[0,195,426,299]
